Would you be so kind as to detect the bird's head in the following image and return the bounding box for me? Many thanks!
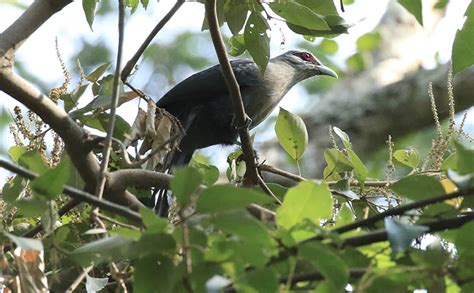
[277,50,338,82]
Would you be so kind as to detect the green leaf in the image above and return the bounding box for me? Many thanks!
[4,232,43,251]
[244,12,270,73]
[171,166,202,208]
[455,221,474,255]
[356,31,382,52]
[385,218,428,253]
[235,268,279,293]
[299,242,349,291]
[323,148,353,179]
[228,34,246,56]
[269,2,330,31]
[72,236,133,266]
[393,149,420,168]
[139,207,167,234]
[275,107,308,161]
[196,185,273,213]
[15,197,48,217]
[86,63,111,82]
[82,0,97,30]
[391,175,445,200]
[2,176,25,203]
[335,203,355,227]
[397,0,423,26]
[332,126,351,149]
[190,162,219,186]
[126,0,139,13]
[83,113,131,140]
[295,0,338,15]
[134,256,180,293]
[110,227,142,241]
[18,150,49,175]
[30,156,70,200]
[332,179,360,200]
[318,39,339,54]
[346,52,365,71]
[347,149,368,185]
[61,84,89,112]
[441,152,458,171]
[211,211,275,248]
[140,0,148,9]
[8,145,27,162]
[224,0,248,35]
[276,181,332,230]
[454,140,474,174]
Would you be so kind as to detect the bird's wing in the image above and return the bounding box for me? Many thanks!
[156,59,261,107]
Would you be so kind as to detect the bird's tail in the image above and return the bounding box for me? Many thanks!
[153,151,193,217]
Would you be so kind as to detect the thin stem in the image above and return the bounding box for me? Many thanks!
[95,0,126,201]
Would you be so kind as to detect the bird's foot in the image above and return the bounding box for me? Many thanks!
[232,114,253,130]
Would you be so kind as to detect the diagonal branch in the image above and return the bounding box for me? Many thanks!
[204,0,260,187]
[121,0,184,82]
[342,213,474,248]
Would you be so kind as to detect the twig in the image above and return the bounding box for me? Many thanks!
[0,159,143,224]
[121,0,185,81]
[65,266,93,293]
[204,0,260,187]
[326,186,474,236]
[95,0,126,201]
[342,213,474,248]
[259,164,305,182]
[280,268,367,285]
[258,175,282,204]
[259,164,393,187]
[97,213,140,230]
[246,203,276,222]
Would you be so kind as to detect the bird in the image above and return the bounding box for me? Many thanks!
[154,50,337,216]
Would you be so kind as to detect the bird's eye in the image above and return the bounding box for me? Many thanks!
[304,53,311,59]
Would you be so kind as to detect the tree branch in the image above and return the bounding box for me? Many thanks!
[342,213,474,248]
[204,0,260,186]
[0,159,143,224]
[95,0,126,200]
[107,168,172,191]
[329,186,474,236]
[279,268,367,285]
[0,0,144,209]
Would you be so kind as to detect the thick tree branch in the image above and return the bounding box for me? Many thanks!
[107,169,172,191]
[204,0,260,186]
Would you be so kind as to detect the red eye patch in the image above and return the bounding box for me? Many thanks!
[293,51,320,65]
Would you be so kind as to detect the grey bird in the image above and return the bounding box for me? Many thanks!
[154,50,337,215]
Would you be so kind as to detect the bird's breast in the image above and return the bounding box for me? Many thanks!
[244,63,295,127]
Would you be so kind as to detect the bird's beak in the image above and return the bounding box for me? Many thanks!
[317,65,338,79]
